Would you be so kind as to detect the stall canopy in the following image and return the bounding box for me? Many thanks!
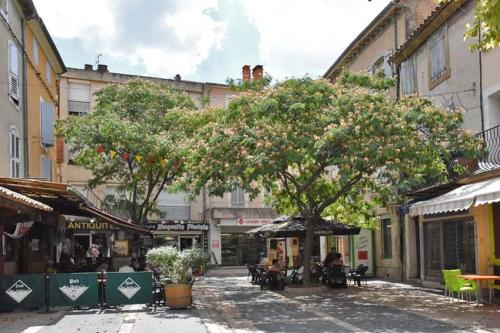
[0,185,53,212]
[410,177,500,216]
[247,215,361,238]
[0,177,152,236]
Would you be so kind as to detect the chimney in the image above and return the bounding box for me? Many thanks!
[252,65,263,80]
[84,64,93,71]
[174,74,181,81]
[242,65,251,82]
[97,64,108,73]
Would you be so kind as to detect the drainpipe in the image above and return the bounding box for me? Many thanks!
[56,78,62,182]
[393,16,400,101]
[21,18,29,177]
[478,25,485,132]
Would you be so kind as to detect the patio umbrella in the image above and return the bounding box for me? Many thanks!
[246,215,360,238]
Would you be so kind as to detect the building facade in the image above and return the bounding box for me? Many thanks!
[323,0,437,280]
[24,7,66,181]
[0,0,25,179]
[59,65,275,266]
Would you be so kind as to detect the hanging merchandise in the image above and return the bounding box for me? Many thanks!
[135,155,143,163]
[4,221,35,239]
[96,146,105,154]
[109,150,117,159]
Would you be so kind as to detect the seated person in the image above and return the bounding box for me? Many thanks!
[328,253,347,287]
[119,259,135,272]
[264,259,286,290]
[96,262,108,273]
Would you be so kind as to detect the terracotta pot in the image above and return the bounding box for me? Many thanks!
[164,283,192,309]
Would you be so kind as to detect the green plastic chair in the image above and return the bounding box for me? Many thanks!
[442,269,478,303]
[488,280,500,303]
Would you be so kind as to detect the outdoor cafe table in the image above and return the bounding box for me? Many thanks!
[458,274,500,305]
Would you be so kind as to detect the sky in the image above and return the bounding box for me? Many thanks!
[33,0,392,84]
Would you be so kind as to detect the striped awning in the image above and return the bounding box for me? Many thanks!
[0,186,53,212]
[410,177,500,216]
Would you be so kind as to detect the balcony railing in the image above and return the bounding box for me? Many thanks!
[452,124,500,175]
[68,100,90,116]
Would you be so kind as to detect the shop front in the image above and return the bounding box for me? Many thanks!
[410,177,499,288]
[209,208,276,266]
[145,221,209,252]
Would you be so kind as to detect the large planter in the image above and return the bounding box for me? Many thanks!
[164,283,192,309]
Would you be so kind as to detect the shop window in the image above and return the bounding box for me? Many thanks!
[381,217,392,259]
[423,219,476,282]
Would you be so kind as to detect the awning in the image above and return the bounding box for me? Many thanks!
[0,186,53,212]
[410,177,500,216]
[80,203,153,237]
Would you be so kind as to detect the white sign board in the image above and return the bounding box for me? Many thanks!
[352,229,374,275]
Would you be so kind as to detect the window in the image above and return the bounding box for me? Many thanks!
[0,0,8,19]
[33,38,38,65]
[40,99,55,146]
[40,156,52,180]
[381,217,392,259]
[428,26,449,87]
[8,41,19,103]
[400,57,415,95]
[230,187,245,208]
[10,127,20,178]
[46,62,51,85]
[368,50,392,78]
[68,83,91,116]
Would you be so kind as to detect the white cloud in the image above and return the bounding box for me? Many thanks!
[34,0,226,77]
[240,0,391,79]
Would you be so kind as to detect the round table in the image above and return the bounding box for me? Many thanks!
[458,274,500,305]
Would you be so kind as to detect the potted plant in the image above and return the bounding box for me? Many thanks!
[182,248,211,276]
[146,246,208,309]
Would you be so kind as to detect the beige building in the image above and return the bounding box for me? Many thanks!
[0,0,25,179]
[59,64,275,265]
[323,0,437,281]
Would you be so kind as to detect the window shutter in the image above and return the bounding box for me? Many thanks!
[33,39,38,65]
[41,157,52,180]
[383,50,393,78]
[9,43,19,100]
[41,101,55,146]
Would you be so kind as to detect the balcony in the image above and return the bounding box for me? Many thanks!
[451,124,500,175]
[68,100,90,116]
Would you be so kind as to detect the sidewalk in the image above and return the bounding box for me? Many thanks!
[0,307,68,333]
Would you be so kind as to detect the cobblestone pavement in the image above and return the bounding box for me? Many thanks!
[3,268,500,332]
[193,268,500,333]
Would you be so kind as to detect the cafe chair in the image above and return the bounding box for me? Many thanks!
[442,269,477,303]
[488,280,500,303]
[349,264,368,286]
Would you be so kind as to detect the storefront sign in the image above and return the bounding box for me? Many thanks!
[67,221,117,231]
[353,229,374,275]
[146,222,209,232]
[237,218,272,226]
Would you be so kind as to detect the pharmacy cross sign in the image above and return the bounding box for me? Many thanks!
[117,277,141,299]
[5,280,32,303]
[59,278,89,302]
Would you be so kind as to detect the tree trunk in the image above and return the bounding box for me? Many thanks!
[301,218,315,287]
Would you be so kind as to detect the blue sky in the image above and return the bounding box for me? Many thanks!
[34,0,391,84]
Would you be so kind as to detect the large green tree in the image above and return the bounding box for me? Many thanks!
[442,0,500,50]
[58,79,205,224]
[187,72,482,285]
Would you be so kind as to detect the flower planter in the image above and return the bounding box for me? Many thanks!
[164,283,192,309]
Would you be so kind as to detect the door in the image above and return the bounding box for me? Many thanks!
[491,203,500,266]
[73,234,91,258]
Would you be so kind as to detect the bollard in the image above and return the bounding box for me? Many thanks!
[45,273,50,313]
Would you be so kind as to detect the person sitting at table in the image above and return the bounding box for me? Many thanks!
[96,262,108,273]
[266,259,286,290]
[329,253,347,288]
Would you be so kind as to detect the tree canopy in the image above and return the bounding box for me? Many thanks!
[58,79,205,224]
[443,0,500,50]
[186,72,482,285]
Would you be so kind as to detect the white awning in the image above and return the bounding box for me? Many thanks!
[409,177,500,216]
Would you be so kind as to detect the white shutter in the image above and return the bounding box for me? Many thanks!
[383,50,393,78]
[68,83,91,102]
[9,42,19,100]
